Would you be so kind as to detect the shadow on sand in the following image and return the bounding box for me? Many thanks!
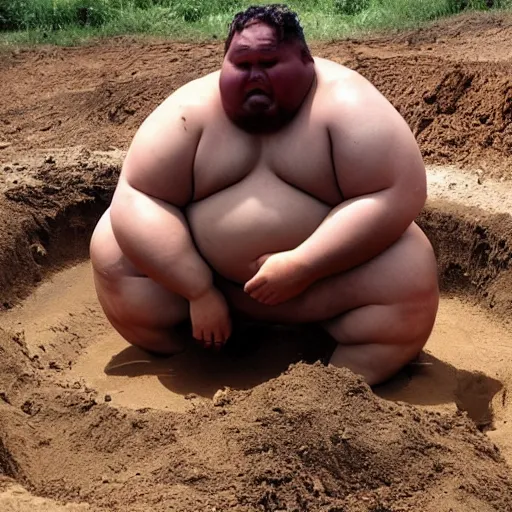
[104,324,336,398]
[375,351,503,431]
[104,324,503,430]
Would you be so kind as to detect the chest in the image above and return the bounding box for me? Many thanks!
[192,113,342,205]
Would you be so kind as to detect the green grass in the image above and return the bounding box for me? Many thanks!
[1,0,511,46]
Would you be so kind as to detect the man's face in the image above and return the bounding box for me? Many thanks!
[220,21,314,132]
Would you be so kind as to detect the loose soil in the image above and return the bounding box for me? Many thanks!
[1,11,512,511]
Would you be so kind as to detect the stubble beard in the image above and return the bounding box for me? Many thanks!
[234,103,295,134]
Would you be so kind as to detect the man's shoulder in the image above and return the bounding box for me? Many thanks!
[314,57,380,107]
[153,71,221,121]
[314,57,355,80]
[313,56,406,139]
[173,71,221,104]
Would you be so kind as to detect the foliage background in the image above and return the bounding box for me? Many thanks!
[0,0,511,44]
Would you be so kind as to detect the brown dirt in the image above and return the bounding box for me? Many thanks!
[1,11,512,511]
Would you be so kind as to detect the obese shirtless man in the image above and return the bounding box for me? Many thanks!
[90,4,439,386]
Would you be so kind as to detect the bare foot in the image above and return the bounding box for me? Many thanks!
[189,287,232,350]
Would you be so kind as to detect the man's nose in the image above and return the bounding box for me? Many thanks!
[249,66,265,82]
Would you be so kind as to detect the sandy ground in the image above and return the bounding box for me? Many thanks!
[1,11,512,511]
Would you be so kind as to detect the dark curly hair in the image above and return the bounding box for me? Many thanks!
[224,4,310,55]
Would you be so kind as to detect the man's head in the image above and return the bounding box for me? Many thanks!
[219,4,315,133]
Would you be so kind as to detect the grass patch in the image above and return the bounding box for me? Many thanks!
[0,0,511,46]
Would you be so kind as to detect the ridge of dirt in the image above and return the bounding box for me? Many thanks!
[1,337,511,512]
[418,199,512,320]
[0,151,117,308]
[3,151,512,322]
[0,479,92,511]
[1,13,512,180]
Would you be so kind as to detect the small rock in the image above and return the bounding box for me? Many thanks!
[340,428,352,441]
[45,155,55,164]
[104,394,112,402]
[0,141,11,149]
[212,388,231,407]
[312,476,325,494]
[30,243,47,259]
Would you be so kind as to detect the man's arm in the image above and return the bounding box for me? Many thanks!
[109,86,213,301]
[292,73,426,281]
[245,73,426,305]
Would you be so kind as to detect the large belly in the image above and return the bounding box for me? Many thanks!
[187,171,331,283]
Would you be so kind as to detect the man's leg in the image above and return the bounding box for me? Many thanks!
[317,223,439,385]
[90,209,190,354]
[220,223,439,385]
[322,302,437,386]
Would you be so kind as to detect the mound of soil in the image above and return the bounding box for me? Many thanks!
[1,321,511,512]
[1,13,512,179]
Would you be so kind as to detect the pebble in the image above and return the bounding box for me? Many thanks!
[212,388,231,407]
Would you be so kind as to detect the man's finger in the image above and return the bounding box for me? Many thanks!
[244,275,266,294]
[204,331,213,348]
[223,323,232,342]
[252,288,275,304]
[249,285,270,302]
[264,293,279,306]
[256,253,273,268]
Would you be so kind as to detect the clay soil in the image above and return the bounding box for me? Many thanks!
[1,11,512,512]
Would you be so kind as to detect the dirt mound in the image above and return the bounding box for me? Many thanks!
[1,13,512,179]
[0,323,511,512]
[350,58,512,179]
[0,152,118,307]
[0,41,221,153]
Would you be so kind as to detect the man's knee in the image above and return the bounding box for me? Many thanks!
[90,210,140,283]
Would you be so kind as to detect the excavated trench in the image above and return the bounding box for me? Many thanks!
[0,157,511,511]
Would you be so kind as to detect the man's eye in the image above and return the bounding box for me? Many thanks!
[236,62,250,70]
[261,60,277,69]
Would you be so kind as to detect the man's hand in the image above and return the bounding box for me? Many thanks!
[189,287,232,349]
[244,251,314,306]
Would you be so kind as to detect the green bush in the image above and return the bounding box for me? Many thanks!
[333,0,370,15]
[446,0,507,12]
[0,0,118,30]
[171,0,205,22]
[1,0,512,45]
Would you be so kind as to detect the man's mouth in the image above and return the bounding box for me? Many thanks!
[246,88,268,98]
[243,88,273,114]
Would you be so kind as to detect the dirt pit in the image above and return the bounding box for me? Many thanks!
[1,11,512,511]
